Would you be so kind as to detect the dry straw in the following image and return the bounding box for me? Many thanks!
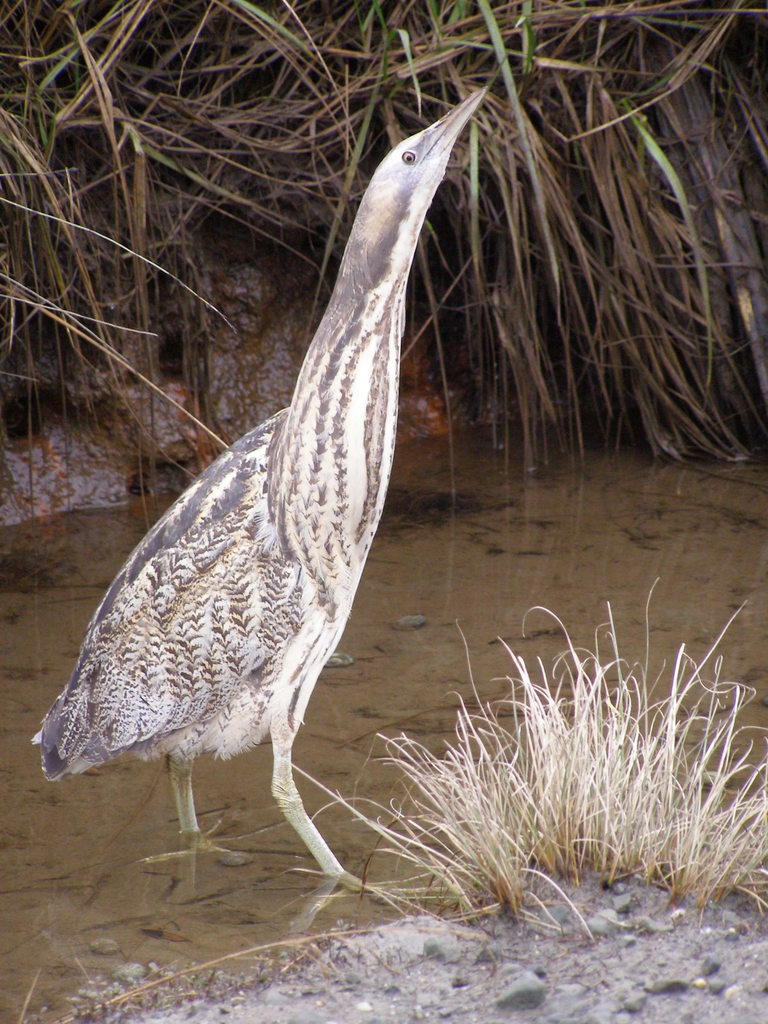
[2,2,768,470]
[342,601,768,914]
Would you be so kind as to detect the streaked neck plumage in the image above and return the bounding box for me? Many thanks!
[267,91,484,617]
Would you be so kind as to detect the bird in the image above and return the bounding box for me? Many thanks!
[33,89,484,883]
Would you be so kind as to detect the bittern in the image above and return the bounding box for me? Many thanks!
[34,90,484,881]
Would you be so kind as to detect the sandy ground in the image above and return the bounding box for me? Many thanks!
[60,874,768,1024]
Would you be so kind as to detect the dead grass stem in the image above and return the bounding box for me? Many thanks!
[3,2,768,471]
[343,600,768,915]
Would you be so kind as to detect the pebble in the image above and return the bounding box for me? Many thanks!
[702,954,721,976]
[423,936,462,963]
[613,893,633,915]
[325,651,354,667]
[112,962,148,986]
[217,850,253,867]
[619,989,647,1012]
[475,941,503,963]
[496,969,546,1010]
[287,1013,325,1024]
[588,1000,617,1024]
[633,915,673,934]
[536,903,572,929]
[542,983,589,1022]
[587,908,620,937]
[89,937,120,955]
[394,614,427,630]
[708,977,727,995]
[644,977,689,994]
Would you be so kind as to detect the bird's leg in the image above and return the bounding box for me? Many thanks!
[271,743,360,890]
[142,755,226,862]
[167,755,201,840]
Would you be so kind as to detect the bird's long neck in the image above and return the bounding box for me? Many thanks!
[269,274,407,617]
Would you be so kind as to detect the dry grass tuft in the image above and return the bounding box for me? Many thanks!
[352,602,768,915]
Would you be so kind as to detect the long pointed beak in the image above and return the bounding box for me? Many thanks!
[425,89,486,157]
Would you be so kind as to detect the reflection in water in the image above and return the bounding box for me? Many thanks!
[3,431,768,1019]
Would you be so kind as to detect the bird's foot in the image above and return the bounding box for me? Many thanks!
[141,822,230,864]
[286,868,364,932]
[335,868,364,892]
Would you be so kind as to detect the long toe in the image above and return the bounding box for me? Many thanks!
[140,827,232,864]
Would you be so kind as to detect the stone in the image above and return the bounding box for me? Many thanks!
[325,651,354,668]
[587,908,620,937]
[702,954,721,976]
[633,915,673,934]
[90,937,120,955]
[588,1000,619,1024]
[423,936,461,963]
[537,903,572,928]
[612,893,633,915]
[542,984,589,1022]
[644,977,689,994]
[395,614,427,630]
[112,962,148,986]
[217,850,253,867]
[496,970,546,1010]
[619,989,647,1012]
[475,942,503,964]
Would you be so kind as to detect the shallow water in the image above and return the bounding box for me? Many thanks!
[3,431,768,1020]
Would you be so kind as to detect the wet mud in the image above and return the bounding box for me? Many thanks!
[2,431,768,1020]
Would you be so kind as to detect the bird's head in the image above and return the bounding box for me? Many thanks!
[336,90,485,297]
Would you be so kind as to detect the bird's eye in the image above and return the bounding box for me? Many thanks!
[402,150,416,165]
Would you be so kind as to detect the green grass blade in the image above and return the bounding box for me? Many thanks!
[230,0,309,55]
[631,113,714,387]
[469,116,481,281]
[478,0,560,312]
[516,0,535,75]
[396,29,422,111]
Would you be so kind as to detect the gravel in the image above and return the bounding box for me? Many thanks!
[64,875,768,1024]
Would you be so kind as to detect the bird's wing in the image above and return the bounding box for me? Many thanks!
[38,409,295,776]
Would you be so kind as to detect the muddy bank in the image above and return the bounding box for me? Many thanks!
[0,226,454,527]
[49,875,768,1024]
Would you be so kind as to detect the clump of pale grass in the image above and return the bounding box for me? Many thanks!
[356,604,768,914]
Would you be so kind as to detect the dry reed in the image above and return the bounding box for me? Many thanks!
[2,3,768,475]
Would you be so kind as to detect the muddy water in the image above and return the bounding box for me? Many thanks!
[3,431,768,1020]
